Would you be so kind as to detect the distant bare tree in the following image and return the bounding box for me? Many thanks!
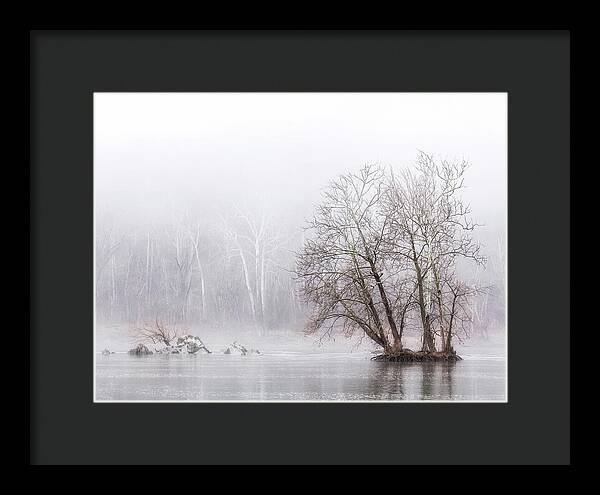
[186,221,208,322]
[437,274,487,352]
[96,202,302,331]
[221,204,291,329]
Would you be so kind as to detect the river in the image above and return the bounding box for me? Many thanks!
[95,342,506,401]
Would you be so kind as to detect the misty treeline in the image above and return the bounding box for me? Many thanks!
[96,152,504,344]
[96,202,304,330]
[296,152,505,356]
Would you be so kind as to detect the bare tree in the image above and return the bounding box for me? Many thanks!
[383,152,484,353]
[296,165,406,353]
[438,275,487,353]
[297,153,485,359]
[223,218,258,324]
[221,204,291,329]
[132,318,179,347]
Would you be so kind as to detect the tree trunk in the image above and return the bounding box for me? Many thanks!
[407,237,436,353]
[369,260,401,350]
[254,239,263,322]
[414,262,436,352]
[444,293,458,353]
[145,231,151,300]
[351,253,389,350]
[260,247,266,322]
[238,248,257,322]
[432,266,446,350]
[110,255,116,319]
[191,238,206,321]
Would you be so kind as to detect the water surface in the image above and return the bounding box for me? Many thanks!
[96,348,505,401]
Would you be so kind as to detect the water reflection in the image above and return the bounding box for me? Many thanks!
[96,353,505,401]
[370,361,457,400]
[369,362,406,400]
[440,362,455,399]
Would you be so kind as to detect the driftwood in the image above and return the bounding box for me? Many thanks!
[371,348,462,362]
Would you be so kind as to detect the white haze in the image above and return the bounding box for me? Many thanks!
[94,93,507,351]
[95,93,506,229]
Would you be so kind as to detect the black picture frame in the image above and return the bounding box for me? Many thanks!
[30,30,570,465]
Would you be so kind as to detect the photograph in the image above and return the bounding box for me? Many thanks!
[30,29,571,466]
[94,92,507,402]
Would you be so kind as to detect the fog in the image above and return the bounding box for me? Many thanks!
[94,93,506,350]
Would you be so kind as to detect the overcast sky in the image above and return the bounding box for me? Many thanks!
[95,93,506,238]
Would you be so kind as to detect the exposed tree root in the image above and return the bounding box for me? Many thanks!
[371,349,462,362]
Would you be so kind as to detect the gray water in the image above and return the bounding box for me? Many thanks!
[95,348,506,401]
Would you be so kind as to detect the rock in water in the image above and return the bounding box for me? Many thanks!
[175,335,211,354]
[222,342,247,355]
[128,343,153,356]
[153,335,211,355]
[155,345,180,354]
[222,342,260,355]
